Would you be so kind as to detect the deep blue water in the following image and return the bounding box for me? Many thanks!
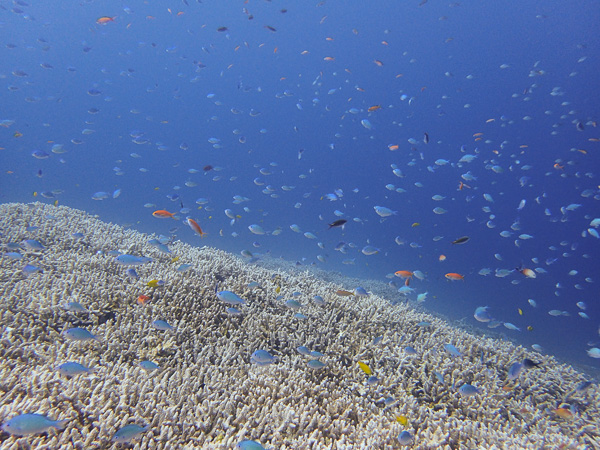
[2,0,599,369]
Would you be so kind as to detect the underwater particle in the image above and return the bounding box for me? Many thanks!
[111,424,150,444]
[398,430,414,445]
[250,349,275,366]
[1,413,68,436]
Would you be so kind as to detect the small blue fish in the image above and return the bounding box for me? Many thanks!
[250,350,275,366]
[459,384,481,396]
[398,430,414,445]
[23,264,43,277]
[147,239,170,254]
[384,396,396,406]
[217,291,246,305]
[152,319,174,331]
[236,440,265,450]
[285,299,302,310]
[366,375,379,385]
[1,413,68,436]
[22,239,45,251]
[114,254,153,266]
[474,306,492,323]
[139,360,160,372]
[307,360,326,369]
[91,191,109,201]
[64,302,88,313]
[312,295,325,305]
[126,268,139,279]
[353,287,369,297]
[112,424,150,444]
[57,362,94,377]
[63,327,98,342]
[226,307,243,315]
[310,351,324,359]
[507,362,524,380]
[297,346,311,356]
[176,264,192,272]
[433,371,444,384]
[71,232,85,239]
[444,344,462,357]
[404,346,417,355]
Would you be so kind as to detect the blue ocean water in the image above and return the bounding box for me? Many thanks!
[1,0,599,369]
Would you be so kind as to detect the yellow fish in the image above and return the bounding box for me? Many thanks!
[411,222,420,227]
[357,361,372,375]
[395,415,408,426]
[275,286,281,294]
[518,308,523,315]
[171,256,180,263]
[147,279,160,288]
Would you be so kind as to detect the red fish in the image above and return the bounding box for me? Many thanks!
[97,16,116,24]
[187,217,206,237]
[445,273,464,281]
[152,210,175,219]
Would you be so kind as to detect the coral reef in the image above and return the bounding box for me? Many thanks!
[0,202,598,449]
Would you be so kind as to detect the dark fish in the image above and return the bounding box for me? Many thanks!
[264,25,277,32]
[522,358,541,369]
[203,165,213,171]
[423,132,430,144]
[217,27,228,32]
[452,236,469,245]
[328,219,347,229]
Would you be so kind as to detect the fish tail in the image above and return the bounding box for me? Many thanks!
[55,419,69,430]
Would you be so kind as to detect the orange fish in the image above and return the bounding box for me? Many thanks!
[323,56,335,61]
[394,270,413,279]
[438,254,446,262]
[552,408,574,420]
[553,163,564,170]
[520,268,536,279]
[96,16,116,24]
[373,59,383,66]
[368,105,381,112]
[445,273,464,281]
[388,144,399,151]
[336,289,354,296]
[152,210,175,219]
[187,217,207,237]
[137,294,151,305]
[458,181,471,190]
